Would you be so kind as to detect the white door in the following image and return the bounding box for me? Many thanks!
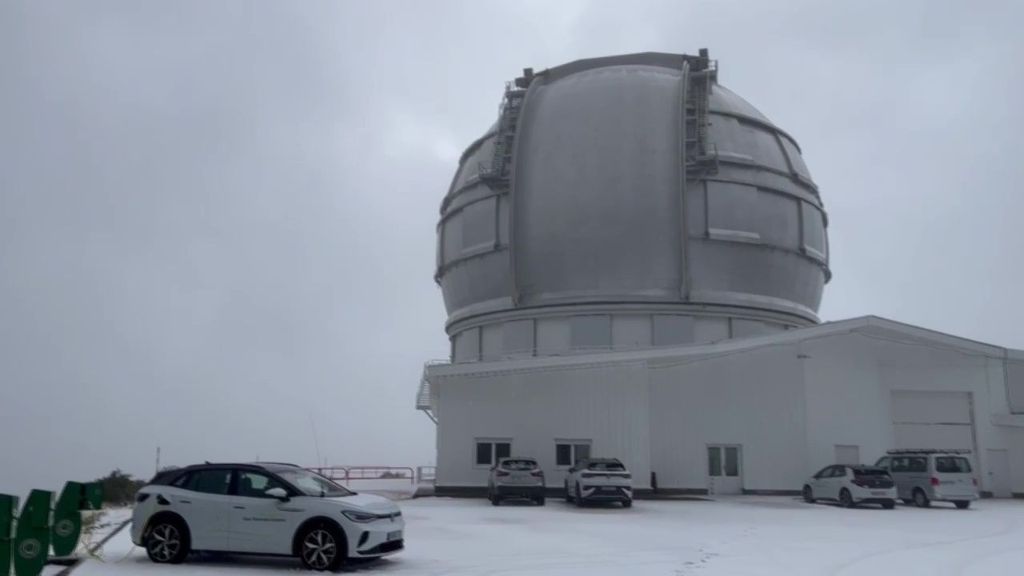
[707,445,742,495]
[986,449,1012,498]
[834,445,860,465]
[228,470,304,554]
[174,468,234,551]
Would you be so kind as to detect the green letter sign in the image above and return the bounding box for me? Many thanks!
[12,490,51,576]
[0,494,17,576]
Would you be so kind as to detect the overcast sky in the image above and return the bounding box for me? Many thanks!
[2,0,1022,498]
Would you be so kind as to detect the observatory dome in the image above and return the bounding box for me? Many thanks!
[436,51,830,362]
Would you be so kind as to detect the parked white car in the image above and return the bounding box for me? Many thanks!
[131,463,404,571]
[487,457,546,505]
[802,464,897,509]
[564,458,633,507]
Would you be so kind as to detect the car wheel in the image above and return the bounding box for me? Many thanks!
[145,517,190,565]
[622,499,632,508]
[802,485,815,503]
[565,481,573,503]
[299,521,345,572]
[839,488,855,508]
[954,500,971,509]
[882,501,895,510]
[575,483,585,508]
[912,489,930,508]
[490,493,500,506]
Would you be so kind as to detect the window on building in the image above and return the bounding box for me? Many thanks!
[555,441,591,467]
[475,439,511,467]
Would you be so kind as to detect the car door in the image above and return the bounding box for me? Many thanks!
[228,469,306,555]
[823,466,844,500]
[174,468,234,551]
[810,466,831,497]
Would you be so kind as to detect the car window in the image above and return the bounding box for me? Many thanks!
[908,457,928,473]
[832,466,847,478]
[184,469,232,495]
[853,468,889,477]
[274,468,353,497]
[813,466,830,479]
[587,461,625,471]
[935,457,971,473]
[500,459,538,471]
[236,471,289,498]
[875,457,890,469]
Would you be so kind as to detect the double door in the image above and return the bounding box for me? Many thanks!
[707,445,742,495]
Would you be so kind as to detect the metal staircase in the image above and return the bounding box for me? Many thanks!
[479,68,534,186]
[683,49,719,179]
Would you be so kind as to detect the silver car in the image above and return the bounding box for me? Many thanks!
[875,449,979,509]
[487,457,546,506]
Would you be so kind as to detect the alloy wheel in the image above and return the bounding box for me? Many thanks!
[302,528,338,570]
[147,524,181,562]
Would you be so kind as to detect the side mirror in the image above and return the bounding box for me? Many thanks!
[265,487,289,501]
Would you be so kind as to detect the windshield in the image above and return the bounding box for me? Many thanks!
[501,459,538,471]
[935,457,972,473]
[588,461,625,471]
[276,468,354,497]
[853,468,890,477]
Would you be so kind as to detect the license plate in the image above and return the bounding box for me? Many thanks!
[387,530,402,541]
[600,487,617,493]
[871,491,886,496]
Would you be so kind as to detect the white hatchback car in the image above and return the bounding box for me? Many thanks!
[131,463,404,571]
[802,464,897,509]
[564,458,633,507]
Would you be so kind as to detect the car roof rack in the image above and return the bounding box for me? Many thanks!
[885,449,972,455]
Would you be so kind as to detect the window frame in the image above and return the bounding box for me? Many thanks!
[181,468,234,496]
[555,439,592,469]
[233,469,292,499]
[474,438,512,469]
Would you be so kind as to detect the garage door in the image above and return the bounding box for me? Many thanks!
[891,391,974,450]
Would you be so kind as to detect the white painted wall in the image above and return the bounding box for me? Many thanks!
[429,325,1024,496]
[648,343,806,492]
[434,362,651,489]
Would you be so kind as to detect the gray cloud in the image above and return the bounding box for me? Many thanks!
[2,0,1022,497]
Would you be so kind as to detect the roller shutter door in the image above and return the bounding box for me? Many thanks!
[891,391,974,450]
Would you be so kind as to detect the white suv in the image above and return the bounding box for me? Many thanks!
[131,463,404,571]
[564,458,633,507]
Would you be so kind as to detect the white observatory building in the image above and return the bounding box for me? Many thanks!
[418,51,1024,497]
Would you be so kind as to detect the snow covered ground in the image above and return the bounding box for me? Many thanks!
[75,496,1022,575]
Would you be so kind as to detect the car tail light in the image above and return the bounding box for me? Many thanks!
[930,477,940,487]
[852,478,869,488]
[530,470,543,477]
[972,478,978,487]
[136,493,150,503]
[496,471,509,477]
[623,473,631,480]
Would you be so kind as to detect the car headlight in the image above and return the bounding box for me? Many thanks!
[342,510,378,523]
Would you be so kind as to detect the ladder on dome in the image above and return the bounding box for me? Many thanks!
[480,69,534,186]
[683,49,719,179]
